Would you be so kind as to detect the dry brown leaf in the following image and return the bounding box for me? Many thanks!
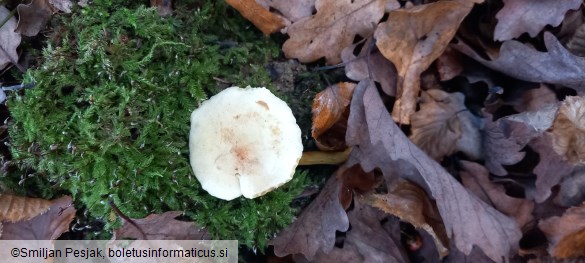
[556,166,585,207]
[494,0,581,41]
[346,80,521,263]
[0,194,53,222]
[531,134,575,203]
[512,84,559,113]
[341,38,397,96]
[550,96,585,165]
[0,196,75,240]
[374,1,474,124]
[225,0,289,35]
[113,211,209,240]
[283,0,393,65]
[567,24,585,57]
[16,0,53,37]
[364,179,449,258]
[270,175,349,260]
[436,46,465,81]
[0,6,22,70]
[410,89,483,161]
[308,198,409,262]
[482,111,531,176]
[311,82,356,150]
[48,0,72,13]
[337,163,376,210]
[256,0,315,22]
[539,202,585,259]
[453,32,585,93]
[459,161,534,228]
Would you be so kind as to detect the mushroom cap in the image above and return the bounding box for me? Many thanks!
[189,86,303,200]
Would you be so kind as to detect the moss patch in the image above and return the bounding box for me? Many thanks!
[5,0,306,249]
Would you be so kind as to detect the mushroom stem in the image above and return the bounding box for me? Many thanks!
[298,148,352,165]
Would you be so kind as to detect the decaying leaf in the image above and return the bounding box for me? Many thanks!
[550,96,585,165]
[453,32,585,93]
[113,211,209,240]
[364,179,449,258]
[1,196,75,240]
[512,84,559,113]
[225,0,289,35]
[0,6,22,70]
[312,82,356,150]
[48,0,73,13]
[270,175,349,260]
[539,202,585,259]
[341,38,397,96]
[567,24,585,57]
[436,46,465,81]
[309,198,409,262]
[346,80,521,263]
[459,161,534,228]
[374,1,474,124]
[494,0,581,41]
[15,0,53,37]
[556,166,585,207]
[531,134,575,203]
[410,89,483,161]
[0,194,53,222]
[501,103,559,136]
[481,111,530,176]
[283,0,393,64]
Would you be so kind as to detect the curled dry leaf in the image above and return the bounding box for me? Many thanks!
[0,6,22,70]
[225,0,289,35]
[283,0,393,65]
[531,134,575,203]
[113,211,209,240]
[341,38,397,96]
[364,179,449,258]
[346,80,521,263]
[270,175,349,260]
[309,198,409,262]
[550,96,585,165]
[0,194,52,222]
[374,0,474,124]
[312,82,356,150]
[459,161,534,228]
[1,196,75,240]
[410,89,483,161]
[453,32,585,93]
[337,162,376,210]
[494,0,581,41]
[16,0,53,37]
[539,202,585,259]
[436,46,465,81]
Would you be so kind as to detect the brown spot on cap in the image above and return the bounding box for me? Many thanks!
[256,100,269,110]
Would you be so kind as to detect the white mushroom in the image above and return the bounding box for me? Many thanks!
[189,86,303,200]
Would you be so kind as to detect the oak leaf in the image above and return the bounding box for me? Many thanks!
[374,0,474,124]
[283,0,394,65]
[15,0,53,37]
[346,80,521,263]
[0,194,53,222]
[453,32,585,93]
[539,202,585,259]
[269,175,349,260]
[550,96,585,165]
[482,111,530,176]
[494,0,581,41]
[225,0,289,35]
[0,196,75,240]
[531,134,575,203]
[256,0,315,22]
[410,89,483,161]
[364,179,449,258]
[312,82,356,151]
[113,211,209,240]
[341,38,397,96]
[308,198,409,262]
[459,161,534,228]
[0,6,22,70]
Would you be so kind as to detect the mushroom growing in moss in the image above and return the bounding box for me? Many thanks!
[189,86,303,200]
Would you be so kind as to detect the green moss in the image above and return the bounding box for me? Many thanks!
[5,1,305,249]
